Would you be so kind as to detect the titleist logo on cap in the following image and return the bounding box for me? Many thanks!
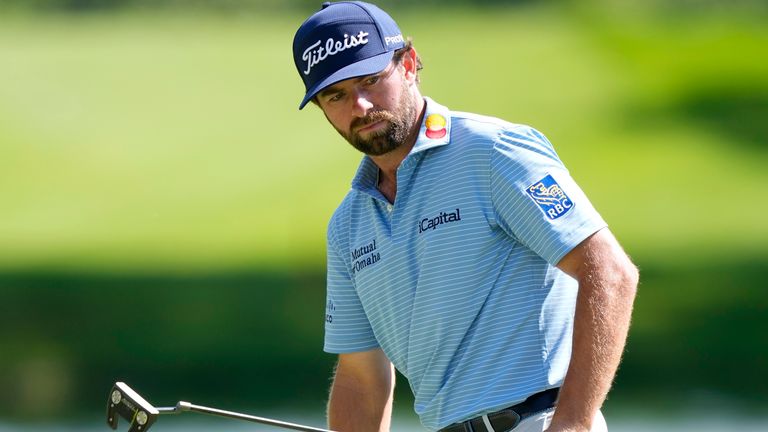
[302,31,370,76]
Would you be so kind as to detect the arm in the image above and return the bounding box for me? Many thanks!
[547,228,639,432]
[328,348,395,432]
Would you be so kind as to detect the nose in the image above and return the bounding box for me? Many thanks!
[352,90,374,118]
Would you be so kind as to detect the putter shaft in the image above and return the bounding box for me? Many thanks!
[167,401,334,432]
[108,382,335,432]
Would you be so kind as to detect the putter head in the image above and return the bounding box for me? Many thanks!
[107,382,160,432]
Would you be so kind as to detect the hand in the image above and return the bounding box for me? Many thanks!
[545,424,589,432]
[544,417,590,432]
[545,410,610,432]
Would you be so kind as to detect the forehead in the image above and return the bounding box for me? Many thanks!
[318,61,398,97]
[318,75,367,97]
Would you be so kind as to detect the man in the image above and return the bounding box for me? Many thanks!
[292,2,638,431]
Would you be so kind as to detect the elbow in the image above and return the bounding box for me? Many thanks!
[619,259,639,301]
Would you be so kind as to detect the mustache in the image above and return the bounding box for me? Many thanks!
[351,110,396,131]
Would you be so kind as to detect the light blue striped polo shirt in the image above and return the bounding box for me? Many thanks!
[324,97,606,430]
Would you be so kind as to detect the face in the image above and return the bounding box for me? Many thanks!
[316,58,418,156]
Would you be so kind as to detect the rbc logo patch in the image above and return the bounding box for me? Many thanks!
[526,174,574,220]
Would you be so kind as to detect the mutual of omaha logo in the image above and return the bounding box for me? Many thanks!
[526,174,573,220]
[350,239,380,275]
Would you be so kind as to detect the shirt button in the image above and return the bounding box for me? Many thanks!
[386,204,393,212]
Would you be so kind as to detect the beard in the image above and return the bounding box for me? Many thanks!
[335,81,418,156]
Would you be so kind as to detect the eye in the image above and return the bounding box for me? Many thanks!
[364,75,380,86]
[327,91,345,103]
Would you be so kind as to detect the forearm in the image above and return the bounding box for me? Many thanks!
[551,231,639,431]
[328,355,395,432]
[551,279,636,429]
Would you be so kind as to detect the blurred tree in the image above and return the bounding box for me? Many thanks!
[1,0,542,13]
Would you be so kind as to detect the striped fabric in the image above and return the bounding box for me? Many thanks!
[324,98,606,430]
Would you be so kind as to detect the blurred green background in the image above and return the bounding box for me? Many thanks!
[1,0,767,429]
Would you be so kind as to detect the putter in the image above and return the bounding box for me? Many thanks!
[106,382,335,432]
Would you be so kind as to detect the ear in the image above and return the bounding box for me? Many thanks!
[400,47,419,84]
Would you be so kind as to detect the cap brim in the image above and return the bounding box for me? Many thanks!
[298,50,395,110]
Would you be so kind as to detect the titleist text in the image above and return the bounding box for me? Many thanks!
[302,31,370,75]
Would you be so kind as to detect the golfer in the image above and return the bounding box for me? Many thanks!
[292,2,639,431]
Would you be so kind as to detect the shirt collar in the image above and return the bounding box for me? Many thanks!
[410,96,452,154]
[351,97,451,193]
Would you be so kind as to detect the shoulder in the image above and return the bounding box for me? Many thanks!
[450,111,514,142]
[447,111,559,165]
[328,189,355,230]
[450,111,548,149]
[327,188,362,247]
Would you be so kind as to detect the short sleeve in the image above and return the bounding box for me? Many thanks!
[323,219,380,353]
[490,126,607,265]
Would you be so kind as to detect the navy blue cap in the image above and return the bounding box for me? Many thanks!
[293,1,406,109]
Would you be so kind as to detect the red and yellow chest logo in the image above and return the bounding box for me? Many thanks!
[425,114,447,139]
